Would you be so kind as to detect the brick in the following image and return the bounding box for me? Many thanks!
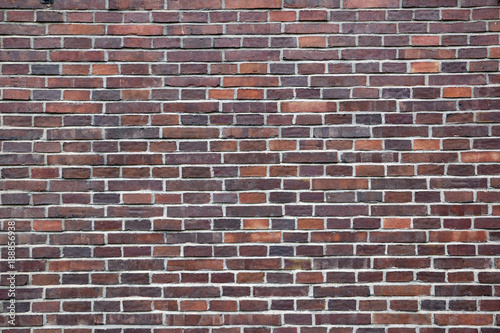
[168,0,221,9]
[48,24,105,35]
[316,314,371,325]
[429,231,488,242]
[403,0,457,7]
[412,36,440,46]
[225,0,281,9]
[282,152,337,163]
[462,152,500,163]
[374,285,431,296]
[312,179,368,190]
[226,232,281,243]
[108,25,163,36]
[345,0,399,8]
[281,101,336,112]
[435,314,493,326]
[443,87,472,98]
[374,313,432,325]
[46,103,102,114]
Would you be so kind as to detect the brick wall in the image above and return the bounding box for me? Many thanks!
[1,0,500,331]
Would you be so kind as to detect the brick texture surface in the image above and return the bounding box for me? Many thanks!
[1,0,500,331]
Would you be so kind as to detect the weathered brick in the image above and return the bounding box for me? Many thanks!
[345,0,399,8]
[281,101,337,112]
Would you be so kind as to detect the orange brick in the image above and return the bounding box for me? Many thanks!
[269,140,297,151]
[239,193,266,204]
[490,47,500,58]
[462,151,500,162]
[270,11,296,22]
[412,35,440,46]
[63,90,90,101]
[443,87,472,98]
[209,89,235,99]
[180,301,207,311]
[122,89,150,100]
[33,220,63,232]
[297,218,324,230]
[299,36,327,48]
[281,101,337,112]
[93,64,119,75]
[414,139,440,150]
[240,166,267,177]
[237,89,264,99]
[240,63,267,74]
[384,218,411,229]
[411,62,439,73]
[345,0,399,8]
[243,219,270,229]
[355,140,383,150]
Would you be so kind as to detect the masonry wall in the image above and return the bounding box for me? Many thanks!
[1,0,500,331]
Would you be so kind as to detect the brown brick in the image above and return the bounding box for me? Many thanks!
[345,0,399,7]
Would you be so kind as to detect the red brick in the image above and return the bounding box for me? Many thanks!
[226,0,280,8]
[443,87,472,98]
[108,25,163,35]
[412,36,440,46]
[434,314,493,326]
[48,24,105,35]
[374,285,431,296]
[345,0,399,8]
[411,62,440,73]
[108,0,163,9]
[168,0,222,9]
[374,313,431,325]
[462,152,500,162]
